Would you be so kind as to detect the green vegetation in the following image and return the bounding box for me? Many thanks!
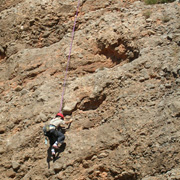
[143,10,152,19]
[144,0,175,5]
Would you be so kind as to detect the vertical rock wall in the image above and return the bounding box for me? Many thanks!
[0,0,180,179]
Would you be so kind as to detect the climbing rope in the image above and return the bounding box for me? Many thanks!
[59,0,81,113]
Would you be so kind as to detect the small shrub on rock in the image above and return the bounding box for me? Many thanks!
[143,10,152,19]
[144,0,175,4]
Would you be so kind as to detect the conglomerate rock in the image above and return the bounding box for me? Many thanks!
[0,0,180,179]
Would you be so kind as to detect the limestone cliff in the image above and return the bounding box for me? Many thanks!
[0,0,180,179]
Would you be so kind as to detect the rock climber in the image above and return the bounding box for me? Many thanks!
[44,113,73,156]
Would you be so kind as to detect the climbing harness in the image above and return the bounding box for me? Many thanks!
[59,0,81,113]
[43,124,56,136]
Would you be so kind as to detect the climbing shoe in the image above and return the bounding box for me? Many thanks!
[52,144,59,149]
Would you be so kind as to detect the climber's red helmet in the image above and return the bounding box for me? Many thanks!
[56,113,64,119]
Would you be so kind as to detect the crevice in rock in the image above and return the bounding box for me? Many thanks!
[23,70,46,81]
[0,46,6,60]
[85,154,95,161]
[78,94,106,111]
[97,38,139,66]
[109,143,119,151]
[0,53,6,60]
[25,63,42,71]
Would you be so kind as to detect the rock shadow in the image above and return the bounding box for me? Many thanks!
[47,143,66,168]
[97,38,139,65]
[78,94,106,111]
[53,143,66,162]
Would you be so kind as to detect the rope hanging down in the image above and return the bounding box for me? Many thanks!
[59,0,81,113]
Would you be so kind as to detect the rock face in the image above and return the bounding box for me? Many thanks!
[0,0,180,179]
